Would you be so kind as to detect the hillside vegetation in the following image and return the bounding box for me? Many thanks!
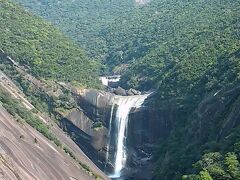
[119,0,240,98]
[13,0,240,79]
[0,71,104,179]
[112,1,240,179]
[5,0,240,179]
[0,0,101,88]
[13,0,136,61]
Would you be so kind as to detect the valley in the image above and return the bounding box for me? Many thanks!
[1,0,240,179]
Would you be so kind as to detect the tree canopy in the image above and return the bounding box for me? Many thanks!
[0,0,101,88]
[4,0,240,179]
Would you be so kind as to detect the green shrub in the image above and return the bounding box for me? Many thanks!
[91,121,103,130]
[0,88,61,147]
[63,146,76,160]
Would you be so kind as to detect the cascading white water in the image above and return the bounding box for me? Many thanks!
[108,94,149,178]
[105,105,114,166]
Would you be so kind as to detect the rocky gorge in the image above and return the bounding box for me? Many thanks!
[59,86,175,179]
[1,0,240,179]
[57,80,240,180]
[2,45,240,179]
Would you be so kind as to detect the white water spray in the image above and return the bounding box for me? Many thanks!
[108,94,149,178]
[105,105,115,165]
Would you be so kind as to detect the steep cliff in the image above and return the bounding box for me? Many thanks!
[0,60,107,179]
[1,0,240,179]
[0,106,94,180]
[155,85,240,179]
[62,84,240,180]
[60,89,169,178]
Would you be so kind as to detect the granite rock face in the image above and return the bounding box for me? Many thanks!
[62,89,173,178]
[0,106,104,180]
[0,69,107,180]
[60,90,114,169]
[60,84,240,179]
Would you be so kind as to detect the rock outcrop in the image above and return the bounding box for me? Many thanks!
[62,89,174,178]
[0,70,108,180]
[114,86,127,96]
[127,88,141,96]
[0,106,99,180]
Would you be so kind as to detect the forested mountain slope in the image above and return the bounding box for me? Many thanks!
[4,0,240,179]
[0,0,100,88]
[13,0,240,79]
[14,0,137,60]
[0,1,109,179]
[119,0,240,97]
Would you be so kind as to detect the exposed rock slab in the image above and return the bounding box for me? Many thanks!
[0,106,93,180]
[0,70,108,180]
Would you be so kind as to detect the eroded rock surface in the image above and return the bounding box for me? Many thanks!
[63,89,171,178]
[0,106,93,180]
[0,70,108,180]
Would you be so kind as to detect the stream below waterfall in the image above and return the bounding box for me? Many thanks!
[107,94,150,178]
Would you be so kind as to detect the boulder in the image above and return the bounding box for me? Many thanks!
[129,88,141,95]
[114,86,127,96]
[127,89,135,96]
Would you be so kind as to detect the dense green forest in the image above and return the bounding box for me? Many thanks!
[4,0,240,179]
[0,0,101,88]
[13,0,240,78]
[13,0,136,62]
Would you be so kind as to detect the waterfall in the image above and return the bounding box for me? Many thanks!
[108,94,149,178]
[105,104,115,167]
